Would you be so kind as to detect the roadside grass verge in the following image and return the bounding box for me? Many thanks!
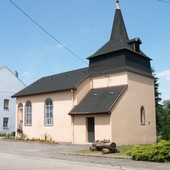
[70,145,134,158]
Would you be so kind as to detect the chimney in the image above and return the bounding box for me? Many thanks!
[15,71,19,78]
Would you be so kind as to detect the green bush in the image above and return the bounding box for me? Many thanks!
[126,140,170,162]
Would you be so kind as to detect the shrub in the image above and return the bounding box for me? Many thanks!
[126,140,170,162]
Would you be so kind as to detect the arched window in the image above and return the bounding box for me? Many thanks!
[25,101,32,126]
[45,99,53,126]
[140,106,145,125]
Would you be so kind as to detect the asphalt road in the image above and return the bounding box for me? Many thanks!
[0,153,125,170]
[0,139,169,170]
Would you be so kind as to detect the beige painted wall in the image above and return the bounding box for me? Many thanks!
[92,72,128,89]
[74,77,91,105]
[16,77,91,143]
[111,72,156,146]
[16,91,73,142]
[73,114,111,144]
[16,71,156,146]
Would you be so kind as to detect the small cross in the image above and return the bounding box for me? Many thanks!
[116,0,120,9]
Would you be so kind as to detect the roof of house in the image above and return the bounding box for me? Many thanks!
[69,85,127,115]
[13,67,90,97]
[88,2,150,59]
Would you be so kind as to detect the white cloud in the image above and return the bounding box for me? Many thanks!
[56,44,64,48]
[157,70,170,80]
[45,44,64,50]
[80,28,97,32]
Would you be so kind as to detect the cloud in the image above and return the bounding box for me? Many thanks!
[157,70,170,80]
[56,44,64,48]
[80,28,97,32]
[45,44,64,50]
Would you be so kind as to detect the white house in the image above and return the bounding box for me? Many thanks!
[0,66,25,134]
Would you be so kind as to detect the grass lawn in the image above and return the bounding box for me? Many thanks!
[70,145,134,158]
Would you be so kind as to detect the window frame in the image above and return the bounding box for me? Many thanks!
[4,99,10,110]
[44,98,53,126]
[25,101,32,126]
[3,117,9,129]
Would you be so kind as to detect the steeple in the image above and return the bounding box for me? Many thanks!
[110,0,129,42]
[88,1,152,78]
[88,0,131,59]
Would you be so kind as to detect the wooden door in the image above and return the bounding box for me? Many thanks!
[87,117,95,143]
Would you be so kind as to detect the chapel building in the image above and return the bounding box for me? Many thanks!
[13,1,156,145]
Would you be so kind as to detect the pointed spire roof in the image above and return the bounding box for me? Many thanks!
[88,1,149,59]
[110,0,129,42]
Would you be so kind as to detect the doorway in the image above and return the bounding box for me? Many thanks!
[87,117,95,143]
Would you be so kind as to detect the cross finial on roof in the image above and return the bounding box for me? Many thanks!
[116,0,120,9]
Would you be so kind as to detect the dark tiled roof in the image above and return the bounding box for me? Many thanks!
[88,8,149,59]
[13,67,90,97]
[69,85,127,115]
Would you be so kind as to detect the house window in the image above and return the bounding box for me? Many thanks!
[4,99,9,110]
[44,99,53,126]
[140,106,145,125]
[25,101,32,126]
[3,117,9,129]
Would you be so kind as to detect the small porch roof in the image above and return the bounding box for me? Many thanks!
[69,85,127,115]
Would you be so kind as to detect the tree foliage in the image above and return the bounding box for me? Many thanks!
[152,69,170,140]
[152,69,162,137]
[159,100,170,140]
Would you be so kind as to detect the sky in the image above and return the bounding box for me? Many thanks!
[0,0,170,102]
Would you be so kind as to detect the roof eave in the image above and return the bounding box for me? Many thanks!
[12,87,77,98]
[69,111,111,115]
[88,47,151,60]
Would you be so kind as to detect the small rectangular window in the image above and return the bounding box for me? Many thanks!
[4,99,10,110]
[3,117,9,129]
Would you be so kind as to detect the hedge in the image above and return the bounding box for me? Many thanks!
[126,140,170,162]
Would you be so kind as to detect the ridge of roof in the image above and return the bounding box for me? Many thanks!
[13,67,90,97]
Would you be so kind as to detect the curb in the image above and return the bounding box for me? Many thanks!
[62,152,132,160]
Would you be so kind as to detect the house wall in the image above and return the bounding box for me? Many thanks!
[92,72,128,89]
[74,77,91,105]
[16,70,156,145]
[72,72,128,144]
[16,77,91,142]
[111,72,156,146]
[16,91,73,142]
[0,67,25,134]
[73,114,111,144]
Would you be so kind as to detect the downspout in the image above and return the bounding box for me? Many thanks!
[71,89,75,144]
[90,78,93,89]
[105,75,110,87]
[71,115,75,144]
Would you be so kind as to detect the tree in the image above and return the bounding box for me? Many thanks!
[152,69,170,140]
[152,69,162,137]
[152,69,162,107]
[160,100,170,140]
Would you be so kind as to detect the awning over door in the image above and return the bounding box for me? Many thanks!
[69,85,127,115]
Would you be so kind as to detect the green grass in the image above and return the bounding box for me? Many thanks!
[118,145,134,153]
[71,145,134,157]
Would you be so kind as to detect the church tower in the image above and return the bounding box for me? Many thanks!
[86,0,157,145]
[88,0,152,79]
